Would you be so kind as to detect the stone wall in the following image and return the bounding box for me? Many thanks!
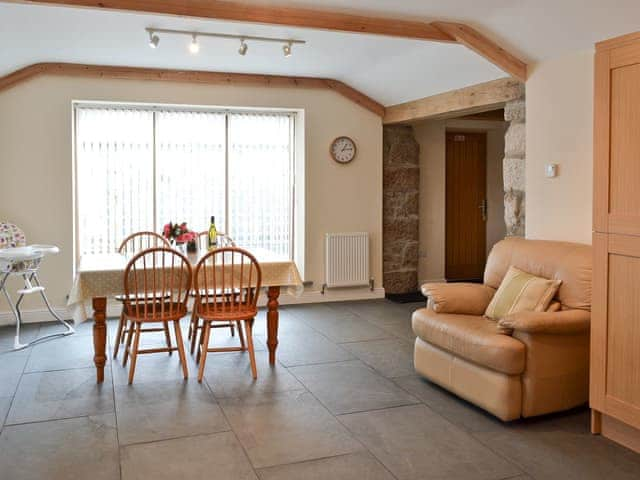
[383,125,420,294]
[503,97,526,236]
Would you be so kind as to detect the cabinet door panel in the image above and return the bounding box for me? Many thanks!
[593,234,640,428]
[595,44,640,235]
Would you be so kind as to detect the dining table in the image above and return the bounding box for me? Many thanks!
[67,247,304,383]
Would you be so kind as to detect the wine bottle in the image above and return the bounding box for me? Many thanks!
[208,216,218,250]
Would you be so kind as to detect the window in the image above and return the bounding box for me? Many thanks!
[74,104,296,259]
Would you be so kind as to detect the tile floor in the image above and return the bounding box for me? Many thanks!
[0,299,639,479]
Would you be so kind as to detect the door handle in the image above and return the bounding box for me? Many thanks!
[479,199,487,221]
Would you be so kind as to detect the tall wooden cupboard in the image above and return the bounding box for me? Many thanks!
[592,31,640,453]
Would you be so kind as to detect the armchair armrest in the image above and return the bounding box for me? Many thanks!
[420,282,496,315]
[498,309,590,335]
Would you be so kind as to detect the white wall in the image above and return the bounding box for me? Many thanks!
[0,75,383,319]
[414,118,507,284]
[525,51,594,244]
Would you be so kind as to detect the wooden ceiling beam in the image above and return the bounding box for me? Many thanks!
[20,0,456,42]
[432,22,528,81]
[18,2,529,80]
[383,77,524,125]
[0,62,386,117]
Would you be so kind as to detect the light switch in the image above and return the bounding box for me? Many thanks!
[545,164,558,178]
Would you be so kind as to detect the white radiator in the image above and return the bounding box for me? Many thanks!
[323,232,371,292]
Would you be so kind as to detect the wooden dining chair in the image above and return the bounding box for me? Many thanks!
[193,247,262,381]
[113,231,172,359]
[187,231,238,350]
[121,247,192,384]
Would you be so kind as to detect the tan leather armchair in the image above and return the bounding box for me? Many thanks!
[412,238,592,421]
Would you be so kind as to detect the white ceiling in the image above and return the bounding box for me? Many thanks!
[1,1,639,105]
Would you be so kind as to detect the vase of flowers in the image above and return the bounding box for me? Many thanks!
[162,222,197,253]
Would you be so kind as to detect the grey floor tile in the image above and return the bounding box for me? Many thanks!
[204,350,303,399]
[290,360,418,415]
[115,379,229,445]
[7,367,114,424]
[394,375,505,433]
[120,431,257,480]
[0,414,120,480]
[343,338,415,378]
[367,316,416,341]
[270,329,354,367]
[25,333,104,372]
[300,309,392,343]
[335,300,409,322]
[256,451,395,480]
[0,349,29,396]
[0,323,40,349]
[340,404,522,480]
[112,346,198,386]
[475,420,640,479]
[39,319,93,337]
[0,396,12,431]
[219,389,363,468]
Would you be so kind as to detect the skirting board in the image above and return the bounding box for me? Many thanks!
[0,287,386,325]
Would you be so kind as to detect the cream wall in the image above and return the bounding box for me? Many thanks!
[414,119,507,284]
[0,75,383,319]
[525,51,594,244]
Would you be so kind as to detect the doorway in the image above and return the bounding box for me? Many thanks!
[445,131,487,282]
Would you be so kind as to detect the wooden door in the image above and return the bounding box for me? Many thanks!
[445,132,487,281]
[594,38,640,235]
[592,233,640,429]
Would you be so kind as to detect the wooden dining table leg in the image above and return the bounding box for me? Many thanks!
[92,296,107,384]
[266,286,280,365]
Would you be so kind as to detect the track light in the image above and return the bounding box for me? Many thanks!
[283,41,292,57]
[238,39,248,56]
[148,31,159,49]
[145,27,305,57]
[189,34,199,54]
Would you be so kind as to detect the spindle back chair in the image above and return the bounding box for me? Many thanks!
[113,231,171,358]
[121,247,192,384]
[187,231,238,348]
[193,247,262,381]
[118,231,170,255]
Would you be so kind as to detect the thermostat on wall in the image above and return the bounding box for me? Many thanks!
[545,164,558,178]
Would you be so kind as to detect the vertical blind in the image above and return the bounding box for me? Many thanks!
[75,105,295,258]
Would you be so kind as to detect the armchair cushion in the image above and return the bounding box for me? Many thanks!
[412,308,525,375]
[421,282,496,315]
[485,266,561,320]
[498,309,590,335]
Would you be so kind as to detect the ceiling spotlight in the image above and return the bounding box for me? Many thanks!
[238,39,248,56]
[283,41,292,57]
[189,34,199,54]
[148,31,159,49]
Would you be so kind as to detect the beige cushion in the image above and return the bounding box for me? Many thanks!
[484,237,592,311]
[485,266,561,321]
[421,283,496,315]
[411,308,525,375]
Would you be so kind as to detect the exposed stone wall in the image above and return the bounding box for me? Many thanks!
[503,97,526,236]
[383,125,420,294]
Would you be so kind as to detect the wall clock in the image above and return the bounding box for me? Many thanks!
[330,136,357,164]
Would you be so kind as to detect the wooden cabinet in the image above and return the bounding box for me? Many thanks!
[592,31,640,453]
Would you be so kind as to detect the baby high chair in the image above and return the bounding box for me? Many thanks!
[0,222,74,350]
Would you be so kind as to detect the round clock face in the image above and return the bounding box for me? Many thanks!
[330,136,357,164]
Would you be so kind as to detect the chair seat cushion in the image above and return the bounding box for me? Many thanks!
[412,308,525,375]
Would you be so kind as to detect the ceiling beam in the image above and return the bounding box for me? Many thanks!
[18,1,529,79]
[432,22,527,81]
[0,63,386,117]
[383,77,524,124]
[20,0,456,42]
